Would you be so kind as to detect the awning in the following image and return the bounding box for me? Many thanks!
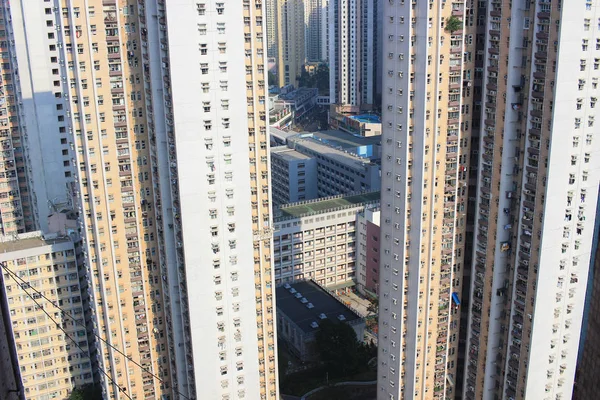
[327,280,356,291]
[452,292,461,306]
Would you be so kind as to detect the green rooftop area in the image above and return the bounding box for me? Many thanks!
[277,191,380,220]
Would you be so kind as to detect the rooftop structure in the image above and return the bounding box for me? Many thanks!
[276,280,365,360]
[276,191,381,220]
[276,280,361,333]
[329,107,382,137]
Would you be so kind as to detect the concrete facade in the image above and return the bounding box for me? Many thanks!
[357,206,380,297]
[273,191,380,289]
[8,1,279,400]
[271,147,318,206]
[288,135,381,197]
[377,0,476,398]
[328,0,381,110]
[0,232,93,400]
[276,0,305,87]
[463,1,600,399]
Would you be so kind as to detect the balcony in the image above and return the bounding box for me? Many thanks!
[537,11,551,19]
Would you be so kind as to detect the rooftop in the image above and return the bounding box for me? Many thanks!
[278,87,318,102]
[271,146,313,162]
[310,129,380,150]
[0,233,73,254]
[275,191,380,220]
[349,114,381,124]
[289,137,376,169]
[276,280,361,334]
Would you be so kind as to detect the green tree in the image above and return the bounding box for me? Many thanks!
[268,71,277,86]
[315,319,360,375]
[445,16,463,33]
[69,384,103,400]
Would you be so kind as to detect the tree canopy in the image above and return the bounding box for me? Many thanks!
[69,384,103,400]
[298,64,329,94]
[445,16,463,33]
[315,319,361,375]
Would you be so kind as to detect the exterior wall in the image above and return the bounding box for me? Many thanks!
[0,2,75,235]
[288,138,381,197]
[0,233,93,400]
[273,205,367,287]
[304,0,327,62]
[328,0,380,110]
[276,0,305,87]
[155,0,279,398]
[271,150,318,207]
[276,311,311,360]
[377,0,474,398]
[5,3,74,233]
[357,207,380,297]
[8,1,279,400]
[266,0,278,61]
[6,2,172,399]
[463,1,600,399]
[574,189,600,398]
[320,0,329,64]
[0,273,23,400]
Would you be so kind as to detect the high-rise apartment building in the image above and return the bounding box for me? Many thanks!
[4,1,278,400]
[462,1,600,399]
[304,0,328,62]
[266,0,278,62]
[377,0,476,398]
[277,0,305,87]
[0,2,74,236]
[328,0,381,110]
[0,268,23,400]
[0,232,94,400]
[574,188,600,399]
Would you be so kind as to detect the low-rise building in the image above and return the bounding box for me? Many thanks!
[0,232,93,400]
[356,206,381,297]
[271,147,318,206]
[288,135,381,197]
[276,280,365,361]
[273,191,380,290]
[270,128,381,201]
[328,107,382,137]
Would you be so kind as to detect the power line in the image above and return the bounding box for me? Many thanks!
[1,265,133,400]
[1,261,191,400]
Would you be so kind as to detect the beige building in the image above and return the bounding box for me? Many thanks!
[463,1,600,399]
[377,0,476,398]
[273,191,380,290]
[0,232,93,400]
[7,1,278,400]
[0,280,22,400]
[276,0,306,87]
